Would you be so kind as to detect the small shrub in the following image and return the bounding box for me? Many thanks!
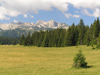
[72,50,87,68]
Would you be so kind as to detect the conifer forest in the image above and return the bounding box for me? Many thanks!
[19,18,100,47]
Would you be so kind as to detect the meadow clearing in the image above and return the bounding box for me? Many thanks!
[0,45,100,75]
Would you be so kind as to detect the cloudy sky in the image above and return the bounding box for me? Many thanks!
[0,0,100,26]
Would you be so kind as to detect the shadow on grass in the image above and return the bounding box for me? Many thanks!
[83,65,93,68]
[92,47,95,49]
[72,65,93,69]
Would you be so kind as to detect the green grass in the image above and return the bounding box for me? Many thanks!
[0,45,100,75]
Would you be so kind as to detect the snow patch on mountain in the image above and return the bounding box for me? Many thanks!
[0,20,69,30]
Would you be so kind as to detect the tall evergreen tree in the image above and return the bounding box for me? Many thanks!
[64,27,72,46]
[37,30,44,47]
[48,30,54,47]
[31,32,39,45]
[70,23,75,45]
[74,26,79,45]
[42,30,49,47]
[93,18,100,38]
[24,32,31,46]
[83,29,90,45]
[19,34,25,45]
[77,19,86,45]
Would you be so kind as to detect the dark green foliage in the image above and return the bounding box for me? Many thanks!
[77,19,86,45]
[72,50,87,68]
[64,27,72,46]
[93,18,100,38]
[0,36,19,45]
[24,32,31,46]
[42,30,49,47]
[13,40,16,45]
[37,30,44,47]
[19,34,25,45]
[32,32,39,45]
[96,33,100,49]
[0,42,2,45]
[97,44,100,49]
[83,29,90,45]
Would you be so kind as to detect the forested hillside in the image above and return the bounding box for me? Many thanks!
[0,36,20,45]
[19,18,100,47]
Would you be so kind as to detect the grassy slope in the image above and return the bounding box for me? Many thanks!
[0,45,100,75]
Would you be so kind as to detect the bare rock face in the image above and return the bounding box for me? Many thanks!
[36,20,46,25]
[0,20,69,30]
[47,20,58,27]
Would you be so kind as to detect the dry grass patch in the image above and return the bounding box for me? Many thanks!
[0,45,99,75]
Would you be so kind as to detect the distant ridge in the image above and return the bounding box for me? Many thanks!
[0,20,69,30]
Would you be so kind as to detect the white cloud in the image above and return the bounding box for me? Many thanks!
[0,0,69,13]
[64,13,72,18]
[24,14,27,18]
[0,6,21,20]
[0,0,69,20]
[93,8,100,17]
[82,8,100,17]
[73,15,80,18]
[30,15,34,18]
[81,9,92,16]
[75,11,79,13]
[67,0,100,10]
[0,0,100,20]
[14,20,18,23]
[64,13,80,18]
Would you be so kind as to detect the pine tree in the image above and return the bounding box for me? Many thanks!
[48,30,54,47]
[74,26,79,45]
[24,32,31,46]
[93,18,100,38]
[64,27,72,46]
[73,50,87,68]
[37,30,44,47]
[31,32,39,45]
[19,34,25,45]
[42,30,49,47]
[13,40,16,45]
[70,23,75,46]
[77,19,86,45]
[83,30,90,45]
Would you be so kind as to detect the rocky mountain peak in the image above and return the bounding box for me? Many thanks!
[16,21,23,24]
[36,20,46,24]
[47,20,58,27]
[0,20,69,30]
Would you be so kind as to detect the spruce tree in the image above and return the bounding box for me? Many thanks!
[19,34,25,45]
[24,32,31,46]
[77,19,86,45]
[70,23,75,46]
[64,27,72,46]
[37,30,44,47]
[73,50,87,68]
[93,18,100,38]
[42,30,49,47]
[74,26,79,45]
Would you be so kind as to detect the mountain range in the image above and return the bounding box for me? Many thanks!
[0,20,69,37]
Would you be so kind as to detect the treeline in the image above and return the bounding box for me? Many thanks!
[0,36,20,45]
[0,28,32,37]
[19,18,100,47]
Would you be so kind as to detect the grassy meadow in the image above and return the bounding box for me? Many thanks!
[0,45,100,75]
